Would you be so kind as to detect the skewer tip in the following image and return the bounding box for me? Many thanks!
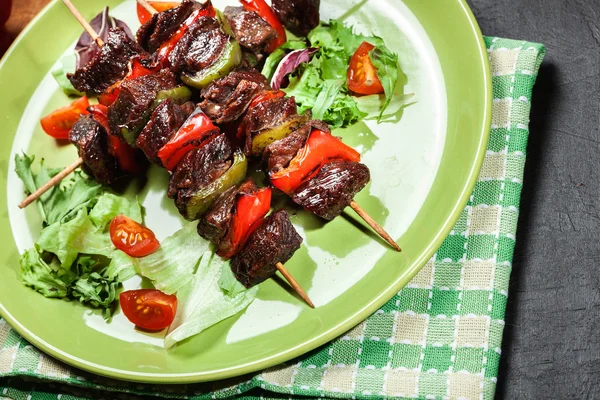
[276,262,315,308]
[350,200,402,252]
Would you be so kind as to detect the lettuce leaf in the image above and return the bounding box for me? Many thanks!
[16,155,140,317]
[51,54,84,97]
[137,222,210,295]
[262,40,308,81]
[218,261,247,297]
[165,252,257,348]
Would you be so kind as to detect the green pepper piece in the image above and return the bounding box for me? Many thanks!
[181,40,242,89]
[152,86,193,109]
[121,86,193,146]
[250,113,310,156]
[184,151,248,220]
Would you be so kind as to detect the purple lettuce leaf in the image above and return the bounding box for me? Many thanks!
[75,7,134,69]
[270,48,318,90]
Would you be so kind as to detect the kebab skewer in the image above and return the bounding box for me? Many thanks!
[23,0,315,307]
[20,0,400,252]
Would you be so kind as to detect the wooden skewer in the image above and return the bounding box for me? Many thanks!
[137,0,159,15]
[19,157,84,209]
[62,0,104,47]
[350,200,401,252]
[276,262,314,308]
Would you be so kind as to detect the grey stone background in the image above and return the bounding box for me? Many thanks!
[469,0,600,398]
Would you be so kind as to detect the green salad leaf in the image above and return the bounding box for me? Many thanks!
[267,19,408,127]
[16,155,140,318]
[137,222,210,295]
[51,54,84,97]
[165,251,257,348]
[218,261,247,297]
[262,40,308,81]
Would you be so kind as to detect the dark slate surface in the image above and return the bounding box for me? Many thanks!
[468,0,600,398]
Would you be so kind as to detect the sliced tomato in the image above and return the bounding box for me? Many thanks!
[157,109,219,171]
[137,1,182,25]
[110,215,160,257]
[120,289,177,331]
[240,0,286,52]
[270,129,361,194]
[218,187,272,259]
[40,96,90,139]
[347,41,384,95]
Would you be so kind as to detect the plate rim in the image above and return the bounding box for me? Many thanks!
[0,0,492,384]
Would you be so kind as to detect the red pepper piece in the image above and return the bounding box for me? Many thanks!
[155,6,217,66]
[240,0,287,53]
[157,109,219,171]
[219,187,272,259]
[88,104,142,175]
[270,129,361,194]
[40,96,90,140]
[98,57,156,106]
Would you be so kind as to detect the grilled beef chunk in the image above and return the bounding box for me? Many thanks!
[224,6,276,58]
[136,99,195,164]
[168,134,233,210]
[292,160,370,220]
[108,69,178,145]
[263,120,330,175]
[197,179,258,248]
[231,210,302,287]
[168,16,229,75]
[137,0,198,53]
[68,28,143,96]
[272,0,320,37]
[199,69,270,124]
[240,96,299,153]
[69,115,122,184]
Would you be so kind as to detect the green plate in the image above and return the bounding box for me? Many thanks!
[0,0,491,383]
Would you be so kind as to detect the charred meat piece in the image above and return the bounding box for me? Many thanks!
[108,69,179,146]
[137,0,198,53]
[272,0,320,37]
[199,69,270,124]
[240,96,306,155]
[292,160,370,220]
[69,115,122,184]
[197,179,258,245]
[168,16,229,75]
[136,99,195,164]
[168,134,233,216]
[224,6,276,58]
[68,28,144,96]
[231,210,302,288]
[263,120,330,175]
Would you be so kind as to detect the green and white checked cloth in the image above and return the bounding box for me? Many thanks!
[0,37,545,400]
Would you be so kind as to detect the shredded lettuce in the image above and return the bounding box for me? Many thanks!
[165,252,258,348]
[137,222,210,295]
[16,154,140,318]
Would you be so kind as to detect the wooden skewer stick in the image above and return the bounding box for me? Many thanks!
[62,0,104,47]
[19,157,84,209]
[350,200,401,252]
[276,262,314,308]
[137,0,158,15]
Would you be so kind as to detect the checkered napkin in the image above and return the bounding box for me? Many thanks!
[0,37,545,400]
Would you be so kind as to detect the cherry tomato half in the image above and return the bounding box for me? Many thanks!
[40,96,90,139]
[109,215,160,257]
[347,41,384,95]
[120,289,177,331]
[137,1,181,25]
